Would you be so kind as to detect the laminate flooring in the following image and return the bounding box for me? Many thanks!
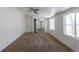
[2,32,72,52]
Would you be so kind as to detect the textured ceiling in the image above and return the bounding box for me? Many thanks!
[17,7,70,20]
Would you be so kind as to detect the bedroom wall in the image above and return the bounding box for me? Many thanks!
[48,7,79,51]
[36,20,41,29]
[0,7,33,51]
[25,15,33,32]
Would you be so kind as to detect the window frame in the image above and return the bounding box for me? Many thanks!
[64,12,76,37]
[64,11,79,38]
[75,11,79,37]
[49,18,55,30]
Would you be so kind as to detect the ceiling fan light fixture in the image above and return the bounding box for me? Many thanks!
[27,7,39,14]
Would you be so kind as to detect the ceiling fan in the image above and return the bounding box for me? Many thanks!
[27,7,39,14]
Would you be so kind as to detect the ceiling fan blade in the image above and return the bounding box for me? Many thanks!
[34,9,39,11]
[33,11,38,14]
[28,7,39,14]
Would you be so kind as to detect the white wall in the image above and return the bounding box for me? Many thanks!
[0,7,32,51]
[36,20,41,29]
[42,19,48,33]
[42,20,45,30]
[25,15,33,32]
[48,7,79,51]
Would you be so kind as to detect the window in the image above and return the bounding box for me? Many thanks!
[64,12,79,37]
[76,12,79,37]
[49,18,55,30]
[64,13,75,36]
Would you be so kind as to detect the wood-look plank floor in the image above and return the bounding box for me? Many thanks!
[2,32,72,52]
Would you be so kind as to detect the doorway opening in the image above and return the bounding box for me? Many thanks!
[34,18,44,33]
